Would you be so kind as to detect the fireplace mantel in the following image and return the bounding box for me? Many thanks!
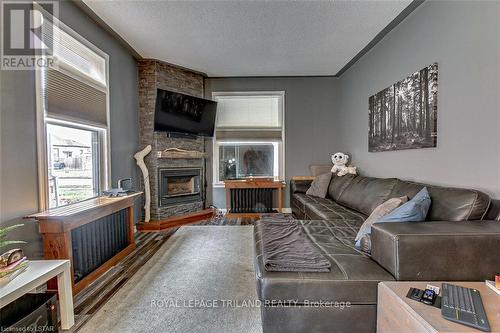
[156,148,208,159]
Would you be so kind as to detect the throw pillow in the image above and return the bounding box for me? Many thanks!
[306,172,332,198]
[378,187,431,223]
[355,196,408,248]
[359,235,372,254]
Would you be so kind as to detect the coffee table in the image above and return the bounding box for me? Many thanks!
[377,281,500,332]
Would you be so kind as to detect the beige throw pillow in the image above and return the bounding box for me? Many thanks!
[359,235,372,254]
[355,196,408,250]
[305,172,332,198]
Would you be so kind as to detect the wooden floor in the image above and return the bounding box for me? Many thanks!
[68,231,174,332]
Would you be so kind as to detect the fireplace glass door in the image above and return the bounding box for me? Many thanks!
[159,168,202,207]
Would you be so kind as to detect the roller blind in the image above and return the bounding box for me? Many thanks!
[215,130,282,140]
[43,19,107,87]
[46,69,107,126]
[42,15,108,126]
[215,95,282,128]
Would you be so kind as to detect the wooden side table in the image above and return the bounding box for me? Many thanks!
[291,176,316,181]
[224,178,286,218]
[377,281,500,332]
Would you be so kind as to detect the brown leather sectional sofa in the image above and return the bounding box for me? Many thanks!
[254,174,500,333]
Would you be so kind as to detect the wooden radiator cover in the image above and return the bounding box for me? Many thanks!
[26,193,141,294]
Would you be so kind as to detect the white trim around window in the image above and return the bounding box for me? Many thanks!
[35,10,110,210]
[211,91,285,187]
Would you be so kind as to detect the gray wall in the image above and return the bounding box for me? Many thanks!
[336,1,500,198]
[0,1,139,258]
[204,77,339,208]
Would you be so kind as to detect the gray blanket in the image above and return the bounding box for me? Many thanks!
[259,220,331,272]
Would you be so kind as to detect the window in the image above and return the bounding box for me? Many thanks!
[51,24,107,86]
[36,12,109,209]
[213,92,285,185]
[46,123,102,207]
[218,142,280,181]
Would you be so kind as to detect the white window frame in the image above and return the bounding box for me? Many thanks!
[212,91,285,187]
[35,11,110,210]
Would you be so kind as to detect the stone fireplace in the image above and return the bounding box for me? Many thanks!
[138,59,207,220]
[158,168,202,207]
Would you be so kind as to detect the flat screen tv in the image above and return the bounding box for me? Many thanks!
[154,88,217,136]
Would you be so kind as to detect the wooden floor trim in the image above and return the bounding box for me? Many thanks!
[136,208,215,232]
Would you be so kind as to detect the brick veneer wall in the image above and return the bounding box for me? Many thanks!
[138,59,207,220]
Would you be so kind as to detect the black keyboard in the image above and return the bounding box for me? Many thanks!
[441,283,490,332]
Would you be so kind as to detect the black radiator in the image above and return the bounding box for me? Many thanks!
[229,188,274,214]
[71,209,129,283]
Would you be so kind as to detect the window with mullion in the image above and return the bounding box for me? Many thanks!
[37,12,110,209]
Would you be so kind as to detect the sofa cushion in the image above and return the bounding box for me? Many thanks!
[388,180,491,221]
[261,305,377,333]
[306,172,332,198]
[291,179,314,194]
[355,196,408,248]
[254,220,395,304]
[291,193,313,214]
[327,174,356,201]
[371,221,500,280]
[301,196,366,228]
[378,187,431,223]
[337,176,398,215]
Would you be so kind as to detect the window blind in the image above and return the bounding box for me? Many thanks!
[43,19,107,87]
[215,130,282,140]
[45,69,107,126]
[215,96,282,128]
[41,15,108,127]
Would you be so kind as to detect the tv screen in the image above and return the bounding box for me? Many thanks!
[154,89,217,136]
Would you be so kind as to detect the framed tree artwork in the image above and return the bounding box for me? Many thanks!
[368,63,438,152]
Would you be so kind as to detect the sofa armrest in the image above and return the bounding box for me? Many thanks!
[371,221,500,281]
[290,178,314,194]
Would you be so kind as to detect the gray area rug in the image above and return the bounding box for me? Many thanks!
[79,226,262,333]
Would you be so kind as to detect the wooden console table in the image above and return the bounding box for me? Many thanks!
[26,193,142,294]
[224,178,286,218]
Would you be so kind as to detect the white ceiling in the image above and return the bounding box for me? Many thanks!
[83,0,411,77]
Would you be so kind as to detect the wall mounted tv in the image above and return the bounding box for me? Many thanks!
[154,88,217,136]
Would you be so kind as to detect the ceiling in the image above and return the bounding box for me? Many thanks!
[83,0,412,77]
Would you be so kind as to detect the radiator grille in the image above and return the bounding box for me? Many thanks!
[229,188,274,214]
[71,209,129,283]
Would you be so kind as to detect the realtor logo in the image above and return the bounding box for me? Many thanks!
[1,1,58,70]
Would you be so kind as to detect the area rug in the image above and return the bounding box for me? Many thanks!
[78,226,262,333]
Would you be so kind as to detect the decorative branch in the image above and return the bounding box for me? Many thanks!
[134,145,152,222]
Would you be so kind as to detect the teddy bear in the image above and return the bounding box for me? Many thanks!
[331,152,357,177]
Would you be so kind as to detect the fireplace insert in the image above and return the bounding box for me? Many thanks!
[158,168,202,206]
